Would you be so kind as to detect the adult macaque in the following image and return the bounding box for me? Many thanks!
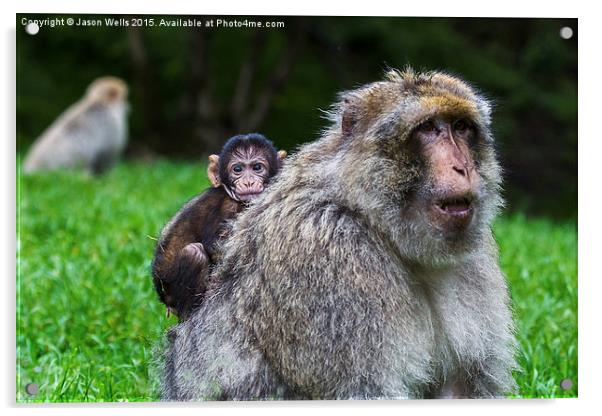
[23,76,129,175]
[162,69,517,400]
[152,133,286,321]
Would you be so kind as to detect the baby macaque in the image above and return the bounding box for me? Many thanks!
[152,133,286,321]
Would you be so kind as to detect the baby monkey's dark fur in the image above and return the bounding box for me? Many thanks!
[152,133,286,321]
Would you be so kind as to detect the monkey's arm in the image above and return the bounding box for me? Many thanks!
[153,241,210,321]
[152,193,208,318]
[434,246,518,399]
[467,245,518,398]
[437,344,517,398]
[152,190,223,320]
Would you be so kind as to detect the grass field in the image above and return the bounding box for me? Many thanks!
[16,161,578,402]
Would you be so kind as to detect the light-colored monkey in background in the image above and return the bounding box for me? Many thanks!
[22,76,129,175]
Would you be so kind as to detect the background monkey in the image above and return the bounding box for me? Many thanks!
[161,68,517,400]
[23,76,129,175]
[152,133,286,321]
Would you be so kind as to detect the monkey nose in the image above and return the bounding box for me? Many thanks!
[452,165,468,177]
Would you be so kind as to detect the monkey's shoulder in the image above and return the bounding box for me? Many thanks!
[167,187,241,243]
[63,102,112,134]
[258,198,378,251]
[190,187,242,219]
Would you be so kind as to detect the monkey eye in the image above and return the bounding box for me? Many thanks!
[453,119,470,133]
[232,164,243,174]
[417,120,436,133]
[252,163,264,172]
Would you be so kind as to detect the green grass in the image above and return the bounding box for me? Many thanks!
[496,215,577,398]
[16,161,577,402]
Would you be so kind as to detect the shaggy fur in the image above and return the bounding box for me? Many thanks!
[161,68,517,400]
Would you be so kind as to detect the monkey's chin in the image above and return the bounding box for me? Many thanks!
[237,192,262,202]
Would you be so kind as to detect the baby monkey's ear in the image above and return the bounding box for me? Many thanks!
[276,150,287,169]
[207,155,221,188]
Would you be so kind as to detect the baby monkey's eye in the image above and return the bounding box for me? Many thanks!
[232,165,243,173]
[252,163,263,171]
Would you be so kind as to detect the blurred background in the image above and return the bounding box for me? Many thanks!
[17,15,577,218]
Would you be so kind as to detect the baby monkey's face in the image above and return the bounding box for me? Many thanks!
[226,146,271,202]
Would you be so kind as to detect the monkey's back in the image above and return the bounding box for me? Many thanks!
[229,177,437,396]
[23,99,127,174]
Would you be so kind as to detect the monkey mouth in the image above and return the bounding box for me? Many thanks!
[430,194,475,234]
[237,191,263,202]
[434,196,473,217]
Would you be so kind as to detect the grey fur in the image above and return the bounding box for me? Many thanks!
[161,68,517,400]
[23,76,129,175]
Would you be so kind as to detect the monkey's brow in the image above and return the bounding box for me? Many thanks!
[230,147,270,165]
[228,157,269,169]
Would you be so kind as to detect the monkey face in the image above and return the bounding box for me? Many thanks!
[348,116,498,265]
[377,115,502,265]
[228,160,269,201]
[411,116,483,237]
[207,134,287,203]
[225,146,271,202]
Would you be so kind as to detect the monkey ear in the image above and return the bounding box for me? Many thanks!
[276,150,287,169]
[341,97,361,137]
[207,155,221,187]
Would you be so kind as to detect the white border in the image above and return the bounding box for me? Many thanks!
[3,1,599,415]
